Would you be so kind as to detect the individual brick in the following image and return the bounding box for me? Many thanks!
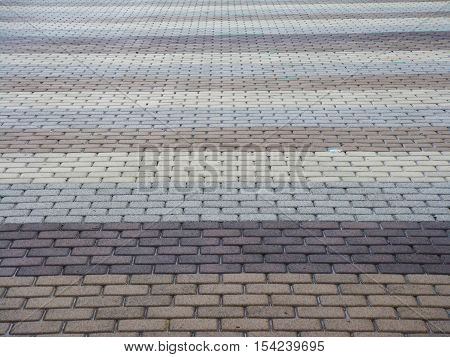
[324,319,374,332]
[170,319,217,331]
[247,306,295,318]
[272,319,321,331]
[397,307,448,320]
[45,308,94,321]
[174,295,220,306]
[11,321,63,335]
[7,286,53,297]
[147,307,194,318]
[65,320,115,333]
[96,307,144,319]
[223,294,269,306]
[376,319,427,333]
[221,318,269,331]
[297,307,344,318]
[55,285,101,296]
[118,319,169,331]
[347,307,396,319]
[75,296,123,308]
[417,296,450,307]
[271,295,317,306]
[320,295,367,306]
[103,285,148,295]
[26,297,73,309]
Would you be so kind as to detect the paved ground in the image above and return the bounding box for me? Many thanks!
[0,0,449,336]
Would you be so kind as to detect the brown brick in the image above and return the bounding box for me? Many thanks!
[76,296,123,308]
[315,274,358,284]
[0,277,34,287]
[386,284,435,295]
[103,285,148,295]
[347,307,396,319]
[293,284,338,295]
[176,274,219,284]
[11,321,62,335]
[223,294,269,305]
[199,284,243,294]
[96,307,144,319]
[247,306,295,318]
[354,332,403,337]
[339,284,386,295]
[222,274,266,283]
[320,295,367,306]
[55,285,101,296]
[324,319,374,332]
[198,331,244,337]
[246,284,290,294]
[118,319,167,332]
[272,319,321,331]
[368,295,417,307]
[360,274,405,284]
[130,275,173,284]
[0,298,24,310]
[297,306,344,318]
[417,296,450,307]
[171,319,217,331]
[151,284,196,295]
[302,331,350,337]
[397,307,448,319]
[0,309,43,322]
[406,275,450,284]
[435,285,450,295]
[428,320,450,333]
[125,295,172,307]
[376,319,427,333]
[197,306,244,318]
[0,323,9,335]
[83,275,128,285]
[36,276,81,286]
[222,318,269,331]
[147,307,194,318]
[271,295,317,306]
[267,273,311,283]
[45,308,94,320]
[26,297,73,309]
[7,286,53,297]
[174,295,219,306]
[65,320,115,333]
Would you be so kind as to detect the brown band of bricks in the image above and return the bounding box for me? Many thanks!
[2,74,449,92]
[0,127,449,153]
[6,12,449,23]
[3,32,449,53]
[1,272,449,336]
[0,221,448,277]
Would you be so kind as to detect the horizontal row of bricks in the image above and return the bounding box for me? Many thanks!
[0,221,448,275]
[1,274,449,336]
[5,11,449,22]
[0,127,449,152]
[2,75,449,93]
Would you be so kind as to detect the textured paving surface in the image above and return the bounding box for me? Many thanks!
[0,274,449,336]
[0,0,449,336]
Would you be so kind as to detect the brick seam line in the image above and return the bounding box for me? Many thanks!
[260,0,450,144]
[0,0,198,148]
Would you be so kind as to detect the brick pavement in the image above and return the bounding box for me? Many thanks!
[0,0,449,336]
